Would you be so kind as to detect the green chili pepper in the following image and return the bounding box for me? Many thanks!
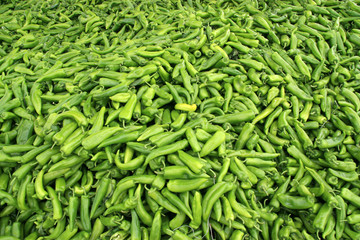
[46,186,63,220]
[199,130,226,157]
[313,203,333,232]
[147,188,179,214]
[89,177,110,219]
[202,181,235,221]
[145,139,188,166]
[278,193,315,210]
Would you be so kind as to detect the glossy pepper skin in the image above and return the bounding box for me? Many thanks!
[3,1,360,239]
[277,193,315,210]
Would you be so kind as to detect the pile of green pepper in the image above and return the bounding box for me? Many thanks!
[1,0,360,239]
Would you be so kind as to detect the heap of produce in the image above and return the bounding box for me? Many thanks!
[1,0,360,239]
